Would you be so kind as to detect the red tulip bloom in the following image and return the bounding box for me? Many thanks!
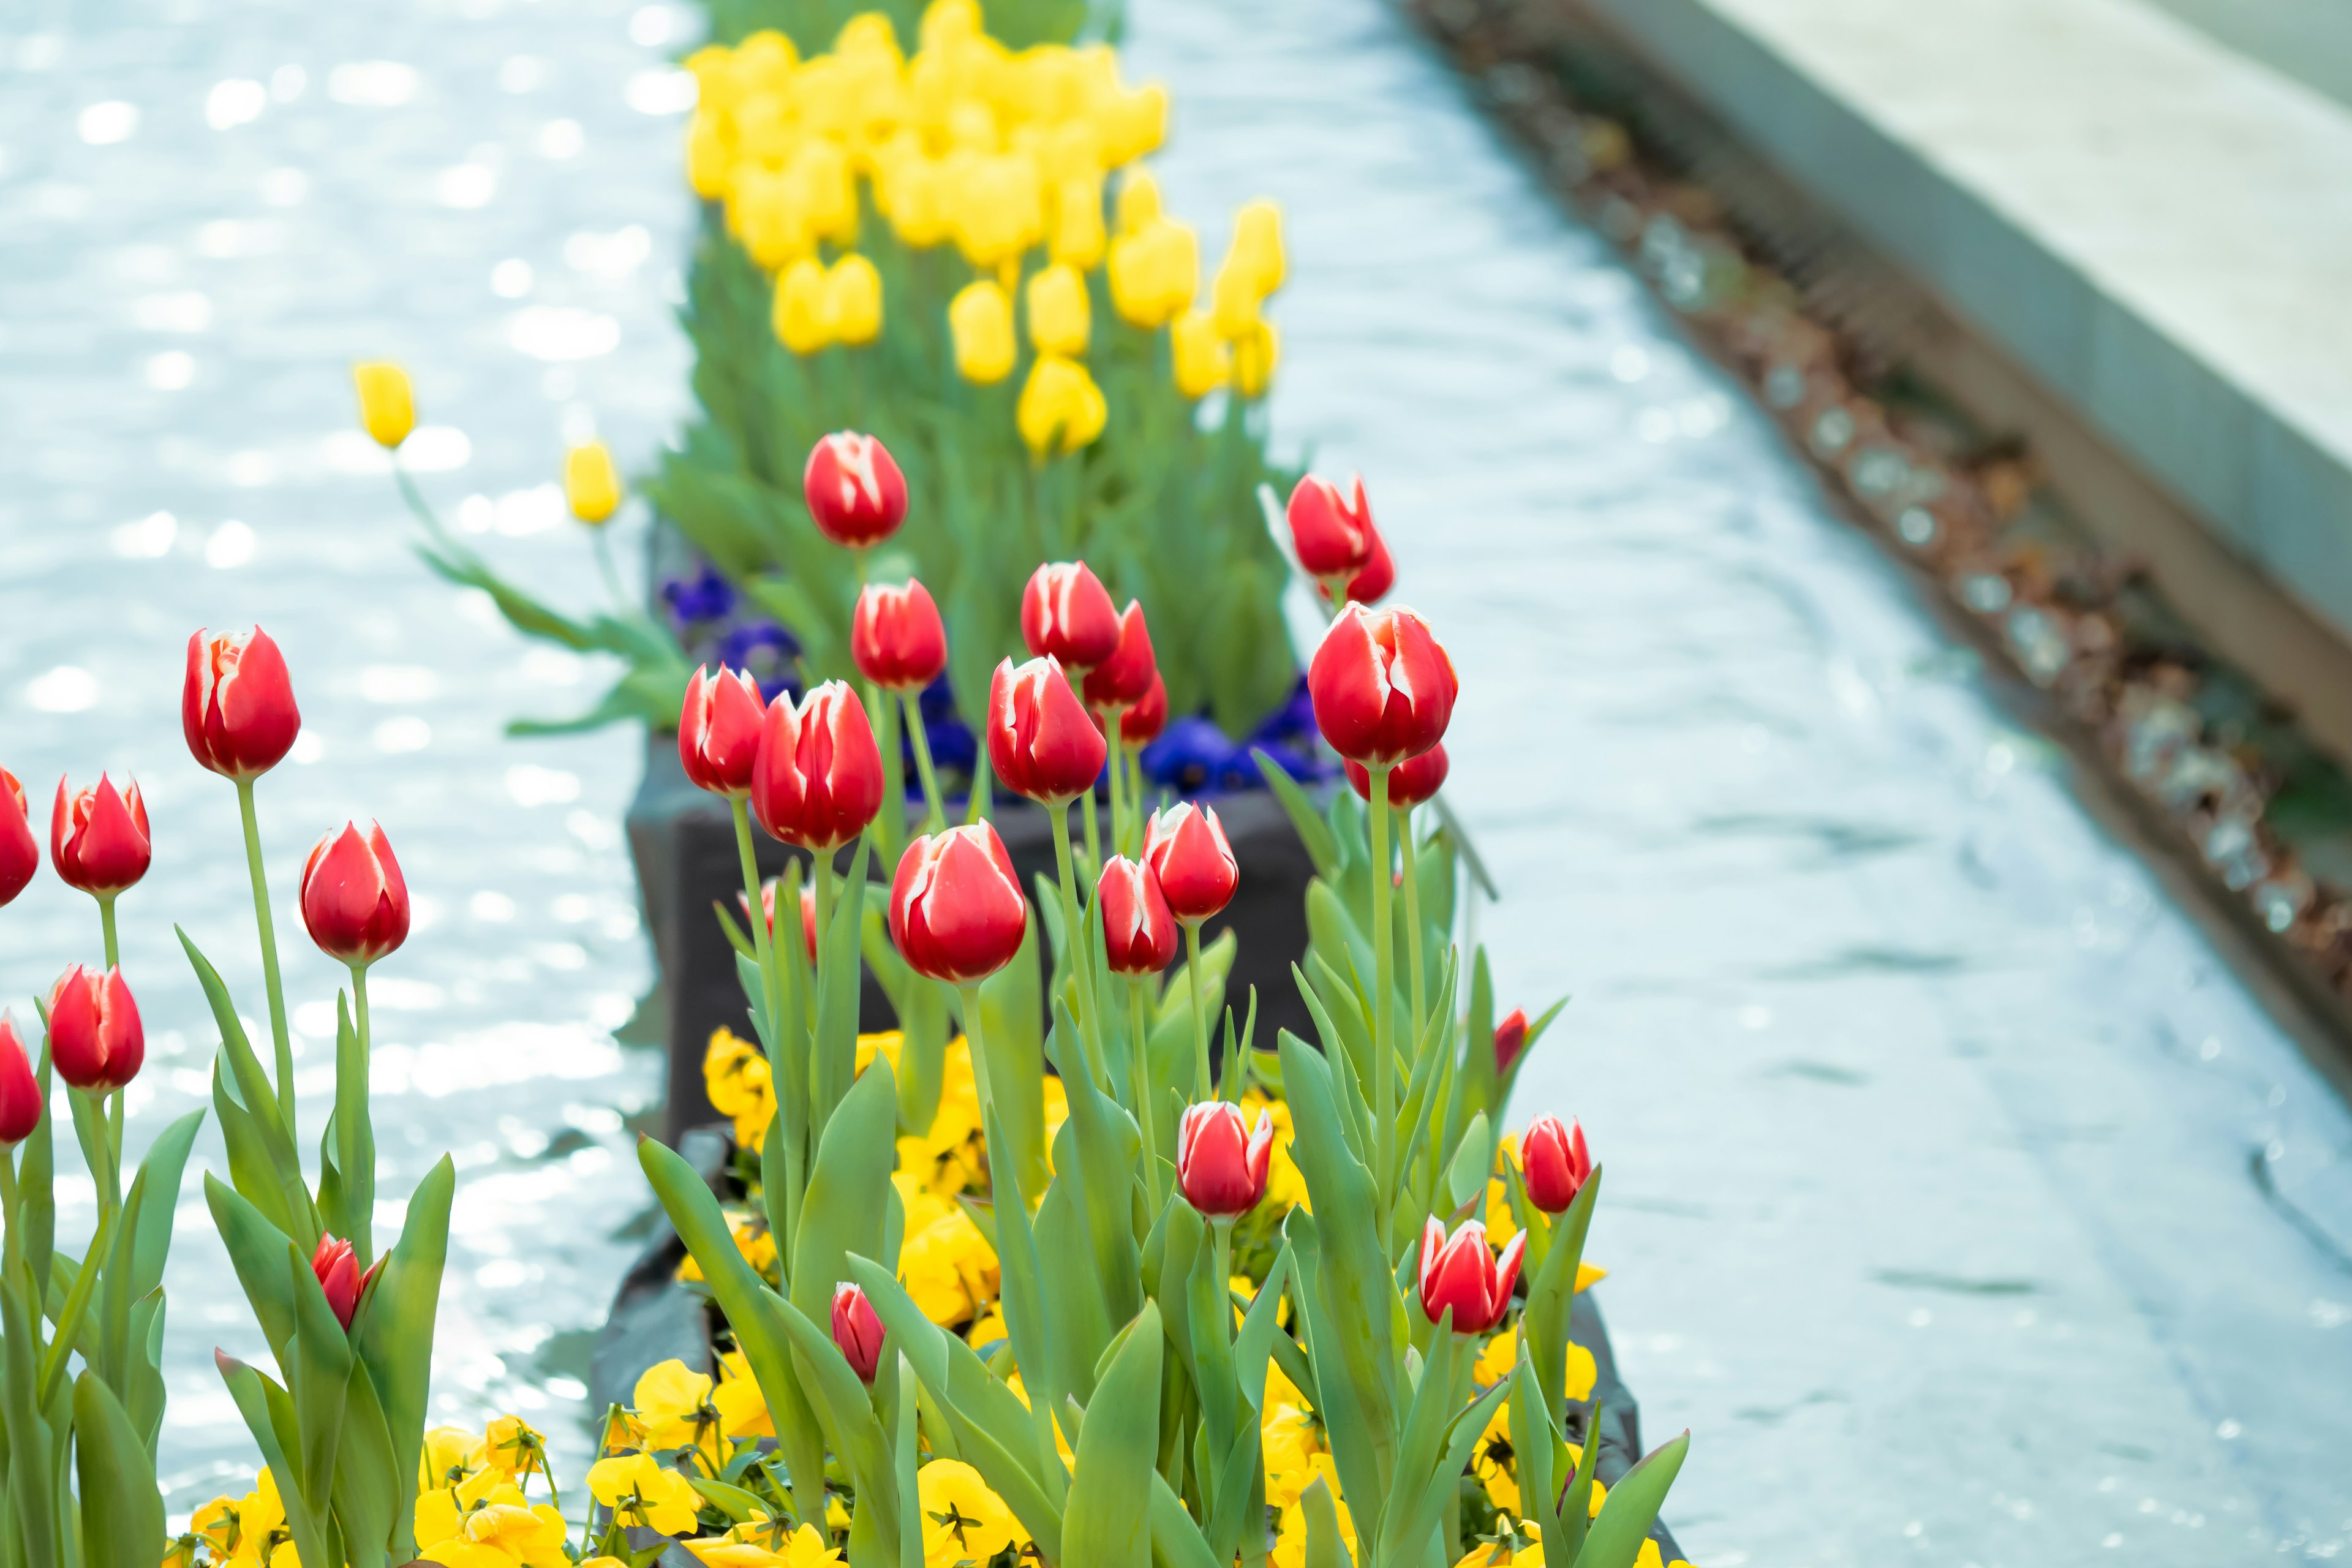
[1322,525,1393,607]
[752,682,886,853]
[1521,1115,1592,1215]
[1097,856,1177,976]
[1494,1008,1528,1074]
[51,775,151,898]
[183,626,301,780]
[678,665,767,798]
[1019,562,1120,670]
[301,821,411,966]
[310,1234,384,1332]
[1176,1101,1273,1218]
[0,768,37,907]
[1143,803,1238,924]
[803,431,908,548]
[832,1282,886,1382]
[888,824,1029,985]
[0,1016,42,1145]
[1346,743,1447,808]
[1121,674,1168,747]
[1418,1216,1525,1335]
[1307,604,1458,767]
[1081,601,1156,710]
[851,580,949,692]
[987,657,1106,807]
[47,965,143,1092]
[744,878,821,963]
[1286,473,1375,581]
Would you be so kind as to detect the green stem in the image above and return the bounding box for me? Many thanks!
[1,1148,20,1251]
[97,895,118,971]
[1211,1216,1235,1346]
[1079,785,1101,883]
[350,963,371,1057]
[1128,978,1161,1205]
[902,690,946,832]
[1047,807,1106,1082]
[1401,802,1426,1053]
[1185,922,1211,1101]
[235,777,296,1131]
[1368,764,1396,1238]
[592,526,627,611]
[728,799,784,1057]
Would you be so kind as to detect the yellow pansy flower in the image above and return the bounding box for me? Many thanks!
[634,1359,729,1467]
[1169,309,1229,399]
[1025,263,1090,357]
[1472,1324,1597,1403]
[918,1460,1026,1565]
[479,1415,550,1487]
[856,1031,905,1077]
[898,1180,1000,1324]
[714,1348,775,1439]
[1472,1398,1519,1511]
[419,1494,570,1567]
[1454,1517,1544,1568]
[1230,315,1278,398]
[352,361,415,449]
[1240,1092,1310,1213]
[704,1028,775,1151]
[1107,217,1196,329]
[686,1523,844,1567]
[948,280,1016,385]
[564,442,623,525]
[586,1452,703,1538]
[421,1425,484,1493]
[192,1495,244,1560]
[1261,1404,1321,1509]
[415,1463,511,1551]
[1016,354,1108,457]
[1271,1459,1355,1568]
[775,257,835,354]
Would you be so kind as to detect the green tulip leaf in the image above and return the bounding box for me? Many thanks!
[1574,1430,1689,1568]
[72,1369,164,1568]
[1063,1301,1163,1568]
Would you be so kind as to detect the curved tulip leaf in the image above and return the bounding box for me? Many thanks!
[767,1292,904,1553]
[127,1286,168,1451]
[216,1351,329,1568]
[687,1474,771,1523]
[180,929,318,1246]
[1250,748,1340,877]
[1573,1430,1689,1568]
[1375,1320,1465,1565]
[127,1107,205,1302]
[1558,1399,1605,1566]
[1,1257,61,1566]
[354,1152,453,1562]
[979,1106,1066,1489]
[810,839,872,1136]
[1298,1475,1348,1568]
[976,918,1052,1205]
[1276,1207,1385,1539]
[1446,1111,1493,1217]
[331,1355,401,1568]
[1525,1166,1602,1422]
[1453,949,1497,1148]
[1044,998,1140,1326]
[1064,1301,1163,1568]
[206,1172,300,1367]
[72,1368,163,1568]
[284,1243,355,1518]
[39,1196,122,1408]
[790,1055,897,1324]
[1509,1352,1567,1551]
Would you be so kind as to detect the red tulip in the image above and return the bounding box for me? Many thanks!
[1494,1008,1528,1075]
[183,626,301,780]
[1521,1115,1591,1215]
[851,579,949,692]
[678,665,767,798]
[1081,601,1156,710]
[987,657,1106,807]
[744,878,821,963]
[1097,856,1177,976]
[751,682,886,853]
[310,1234,383,1331]
[1143,803,1238,924]
[0,768,37,907]
[0,1016,42,1145]
[1176,1101,1273,1217]
[888,824,1029,984]
[1307,604,1458,767]
[1418,1216,1525,1335]
[300,821,411,966]
[1346,744,1447,807]
[1121,674,1168,747]
[1286,473,1376,581]
[1319,525,1393,606]
[47,965,143,1092]
[51,775,151,898]
[803,431,907,548]
[1019,562,1120,670]
[832,1282,886,1382]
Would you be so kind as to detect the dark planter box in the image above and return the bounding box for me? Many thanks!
[625,736,1323,1142]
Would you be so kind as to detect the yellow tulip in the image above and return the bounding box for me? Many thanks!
[586,1453,702,1539]
[1114,168,1160,234]
[1025,262,1089,357]
[1169,309,1229,399]
[732,95,796,164]
[1107,216,1196,328]
[1231,315,1278,398]
[1038,116,1102,184]
[830,254,883,345]
[788,138,859,246]
[1096,81,1167,167]
[948,279,1016,383]
[684,43,735,105]
[951,151,1043,268]
[944,97,1000,153]
[1017,354,1107,457]
[730,30,798,96]
[1049,173,1105,269]
[564,441,623,524]
[834,11,904,62]
[881,151,952,247]
[920,0,982,50]
[1228,197,1286,295]
[774,257,835,353]
[687,109,733,199]
[352,361,414,448]
[731,167,813,271]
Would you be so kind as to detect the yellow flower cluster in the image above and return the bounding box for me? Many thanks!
[1238,1089,1311,1215]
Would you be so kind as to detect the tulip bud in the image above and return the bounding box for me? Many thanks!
[1346,744,1447,808]
[47,965,144,1092]
[803,432,909,549]
[0,768,38,908]
[300,821,412,967]
[1307,604,1459,767]
[1121,674,1168,747]
[1026,262,1091,358]
[1286,474,1376,581]
[987,657,1107,807]
[888,824,1029,984]
[1493,1008,1528,1075]
[352,361,415,449]
[565,442,624,526]
[832,1283,886,1382]
[1176,1101,1273,1218]
[678,665,767,799]
[1521,1115,1592,1215]
[1417,1216,1525,1335]
[1080,601,1156,710]
[752,682,887,853]
[852,580,949,692]
[1143,802,1238,924]
[949,280,1017,385]
[51,775,151,898]
[0,1016,42,1145]
[1319,524,1394,608]
[184,627,303,781]
[1097,856,1177,976]
[310,1234,384,1332]
[1020,562,1121,669]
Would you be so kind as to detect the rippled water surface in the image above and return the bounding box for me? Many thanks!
[7,0,2352,1560]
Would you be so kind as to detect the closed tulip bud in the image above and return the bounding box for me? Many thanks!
[0,769,37,908]
[1169,309,1230,399]
[1324,524,1394,606]
[1286,474,1376,581]
[987,657,1107,806]
[1308,603,1459,767]
[1025,262,1091,358]
[1176,1101,1272,1217]
[804,432,909,549]
[949,279,1017,385]
[1115,168,1161,235]
[310,1234,384,1332]
[1121,673,1167,746]
[852,579,949,692]
[831,254,884,345]
[1081,601,1156,709]
[1107,217,1197,330]
[565,442,624,526]
[1050,175,1106,270]
[1231,317,1278,398]
[677,665,767,798]
[1020,561,1120,669]
[832,1283,886,1382]
[1144,802,1238,924]
[1418,1216,1525,1335]
[774,256,835,354]
[1227,199,1286,297]
[1097,856,1177,975]
[0,1016,37,1145]
[48,965,143,1092]
[352,361,415,448]
[744,878,820,964]
[888,824,1029,984]
[1493,1007,1528,1074]
[752,682,886,853]
[51,775,151,898]
[1016,353,1108,457]
[301,821,411,967]
[1346,743,1447,807]
[184,627,301,780]
[1521,1115,1593,1215]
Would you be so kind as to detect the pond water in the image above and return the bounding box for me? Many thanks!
[5,0,2350,1561]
